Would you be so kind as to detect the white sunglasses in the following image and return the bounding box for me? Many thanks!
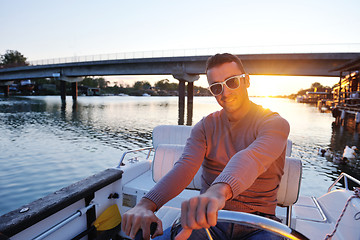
[208,74,246,96]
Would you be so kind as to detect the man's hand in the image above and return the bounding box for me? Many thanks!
[175,183,232,240]
[121,198,163,240]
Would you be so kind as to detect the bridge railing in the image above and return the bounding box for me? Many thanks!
[28,43,360,66]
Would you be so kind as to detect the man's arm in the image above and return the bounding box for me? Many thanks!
[122,121,207,239]
[143,121,207,208]
[175,183,232,240]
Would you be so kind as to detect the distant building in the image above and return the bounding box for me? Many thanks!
[330,57,360,127]
[296,88,332,104]
[78,85,100,96]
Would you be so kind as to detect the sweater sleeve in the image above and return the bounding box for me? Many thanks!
[143,120,207,209]
[212,114,290,198]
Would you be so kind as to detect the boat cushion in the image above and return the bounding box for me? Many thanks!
[152,144,302,207]
[286,139,292,157]
[152,125,192,149]
[152,144,202,189]
[277,157,302,206]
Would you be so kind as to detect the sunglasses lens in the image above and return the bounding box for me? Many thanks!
[210,84,222,96]
[226,77,240,89]
[209,75,244,96]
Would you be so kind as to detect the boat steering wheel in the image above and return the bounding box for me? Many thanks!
[206,210,309,240]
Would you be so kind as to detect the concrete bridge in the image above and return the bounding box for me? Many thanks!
[1,53,360,82]
[1,52,360,125]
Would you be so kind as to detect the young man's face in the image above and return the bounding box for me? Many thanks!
[207,61,250,118]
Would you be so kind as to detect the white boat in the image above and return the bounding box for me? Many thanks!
[1,125,359,240]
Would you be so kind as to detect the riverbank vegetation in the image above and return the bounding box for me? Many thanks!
[25,77,212,96]
[286,82,333,99]
[9,75,334,98]
[0,50,28,68]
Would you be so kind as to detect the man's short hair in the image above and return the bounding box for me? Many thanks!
[206,53,246,73]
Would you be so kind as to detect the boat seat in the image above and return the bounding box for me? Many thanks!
[277,157,302,207]
[152,144,202,189]
[277,157,302,227]
[152,125,293,157]
[286,139,292,157]
[152,143,302,226]
[152,125,192,149]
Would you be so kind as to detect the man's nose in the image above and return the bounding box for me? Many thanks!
[222,84,231,96]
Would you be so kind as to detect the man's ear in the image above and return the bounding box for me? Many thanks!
[244,74,250,88]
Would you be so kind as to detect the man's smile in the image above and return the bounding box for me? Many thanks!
[221,97,236,103]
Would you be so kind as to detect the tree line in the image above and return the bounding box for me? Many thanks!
[82,78,210,96]
[287,82,333,99]
[33,77,211,96]
[0,50,29,68]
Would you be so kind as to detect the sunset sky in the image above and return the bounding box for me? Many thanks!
[1,0,359,96]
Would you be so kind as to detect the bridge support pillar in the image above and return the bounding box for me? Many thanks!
[59,77,81,104]
[187,82,194,126]
[173,71,199,126]
[2,85,9,97]
[60,80,66,104]
[71,82,78,102]
[178,80,185,125]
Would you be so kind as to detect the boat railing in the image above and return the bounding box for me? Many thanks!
[32,203,96,240]
[117,147,154,168]
[0,168,122,238]
[328,172,360,192]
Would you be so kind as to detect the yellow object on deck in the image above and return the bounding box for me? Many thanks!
[94,204,122,231]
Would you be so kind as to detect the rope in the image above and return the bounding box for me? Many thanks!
[325,187,360,240]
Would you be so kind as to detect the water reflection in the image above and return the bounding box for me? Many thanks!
[56,100,154,150]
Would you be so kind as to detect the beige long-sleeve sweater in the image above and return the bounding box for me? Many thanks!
[144,102,290,215]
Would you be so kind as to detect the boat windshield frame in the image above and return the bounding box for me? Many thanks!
[328,172,360,192]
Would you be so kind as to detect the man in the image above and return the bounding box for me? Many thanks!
[122,53,290,240]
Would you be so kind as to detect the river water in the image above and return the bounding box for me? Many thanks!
[1,96,360,216]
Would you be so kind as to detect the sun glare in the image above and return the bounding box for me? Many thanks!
[248,75,339,97]
[251,96,276,109]
[248,76,281,97]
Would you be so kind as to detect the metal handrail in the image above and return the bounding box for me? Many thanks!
[28,43,360,66]
[32,203,96,240]
[328,172,360,192]
[116,147,154,168]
